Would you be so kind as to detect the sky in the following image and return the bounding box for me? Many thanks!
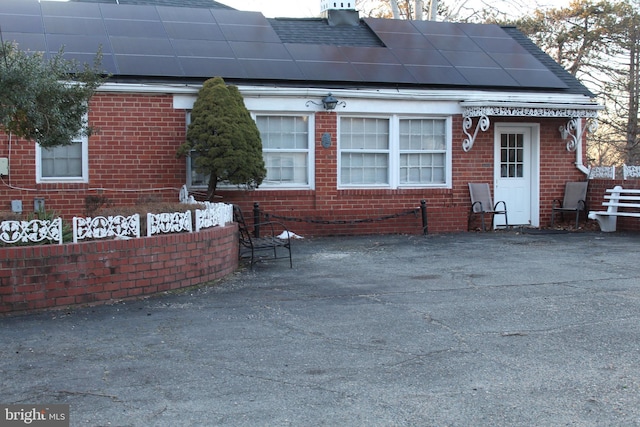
[41,0,571,19]
[218,0,320,18]
[217,0,571,19]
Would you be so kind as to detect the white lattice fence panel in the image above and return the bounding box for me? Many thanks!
[195,202,233,232]
[589,166,615,179]
[147,211,193,236]
[623,164,640,179]
[0,218,63,245]
[73,214,140,243]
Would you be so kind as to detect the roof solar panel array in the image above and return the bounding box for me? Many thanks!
[1,0,577,92]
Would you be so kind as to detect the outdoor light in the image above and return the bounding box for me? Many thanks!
[306,93,346,111]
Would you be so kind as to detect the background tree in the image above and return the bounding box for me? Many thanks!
[177,77,266,201]
[509,0,639,166]
[0,41,104,148]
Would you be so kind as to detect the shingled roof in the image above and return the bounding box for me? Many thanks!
[1,0,593,97]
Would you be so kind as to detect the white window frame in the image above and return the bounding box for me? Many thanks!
[338,114,452,189]
[185,111,315,190]
[36,126,89,184]
[255,113,314,190]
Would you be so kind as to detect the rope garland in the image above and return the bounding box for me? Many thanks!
[262,207,421,226]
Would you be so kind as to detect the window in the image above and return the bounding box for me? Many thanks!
[186,113,313,189]
[339,116,450,188]
[500,133,524,178]
[36,129,88,183]
[399,118,447,185]
[256,115,312,188]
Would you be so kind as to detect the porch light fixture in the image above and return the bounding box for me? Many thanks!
[306,93,346,111]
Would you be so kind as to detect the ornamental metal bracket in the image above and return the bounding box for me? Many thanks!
[460,102,602,152]
[559,117,598,152]
[462,115,490,152]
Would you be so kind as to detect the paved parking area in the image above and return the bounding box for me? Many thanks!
[1,231,640,426]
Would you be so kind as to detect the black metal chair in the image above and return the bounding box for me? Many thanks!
[232,205,292,268]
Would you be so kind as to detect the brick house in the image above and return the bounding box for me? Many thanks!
[0,0,601,235]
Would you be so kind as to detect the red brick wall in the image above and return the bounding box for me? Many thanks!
[0,225,238,314]
[0,92,595,235]
[226,115,586,235]
[0,93,187,219]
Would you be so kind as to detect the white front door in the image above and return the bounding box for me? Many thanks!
[494,124,539,227]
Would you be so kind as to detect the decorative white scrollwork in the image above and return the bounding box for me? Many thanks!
[623,164,640,179]
[461,103,601,152]
[0,218,63,245]
[589,165,615,179]
[462,115,490,152]
[73,214,140,243]
[559,118,598,152]
[195,202,233,232]
[147,211,193,236]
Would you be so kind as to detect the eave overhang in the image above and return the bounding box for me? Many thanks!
[459,101,603,152]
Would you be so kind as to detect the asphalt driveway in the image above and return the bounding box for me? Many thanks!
[1,231,640,426]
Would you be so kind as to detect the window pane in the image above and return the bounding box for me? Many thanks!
[400,153,446,184]
[41,142,83,178]
[256,116,309,150]
[340,117,389,150]
[341,153,388,185]
[263,152,308,185]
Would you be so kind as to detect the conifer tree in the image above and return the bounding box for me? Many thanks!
[177,77,266,200]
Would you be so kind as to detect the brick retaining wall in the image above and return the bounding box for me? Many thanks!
[0,224,238,314]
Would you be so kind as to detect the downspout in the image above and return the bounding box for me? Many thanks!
[573,118,591,176]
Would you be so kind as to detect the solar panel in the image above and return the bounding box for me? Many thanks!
[164,22,225,41]
[352,63,416,83]
[218,24,281,43]
[171,40,234,58]
[110,36,173,55]
[440,51,500,68]
[40,1,103,18]
[284,44,349,62]
[0,0,578,91]
[104,19,167,38]
[405,65,468,85]
[375,32,435,50]
[426,35,483,52]
[156,6,215,23]
[473,37,527,54]
[296,60,361,81]
[115,54,182,76]
[229,42,292,61]
[47,34,112,54]
[2,32,47,52]
[0,15,44,33]
[239,59,303,80]
[178,57,245,78]
[505,69,566,88]
[44,17,107,36]
[99,3,161,20]
[391,48,450,67]
[457,67,518,86]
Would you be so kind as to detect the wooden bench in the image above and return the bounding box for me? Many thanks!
[588,186,640,232]
[232,205,292,268]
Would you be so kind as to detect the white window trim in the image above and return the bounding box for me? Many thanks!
[255,113,315,190]
[338,114,452,189]
[35,133,89,184]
